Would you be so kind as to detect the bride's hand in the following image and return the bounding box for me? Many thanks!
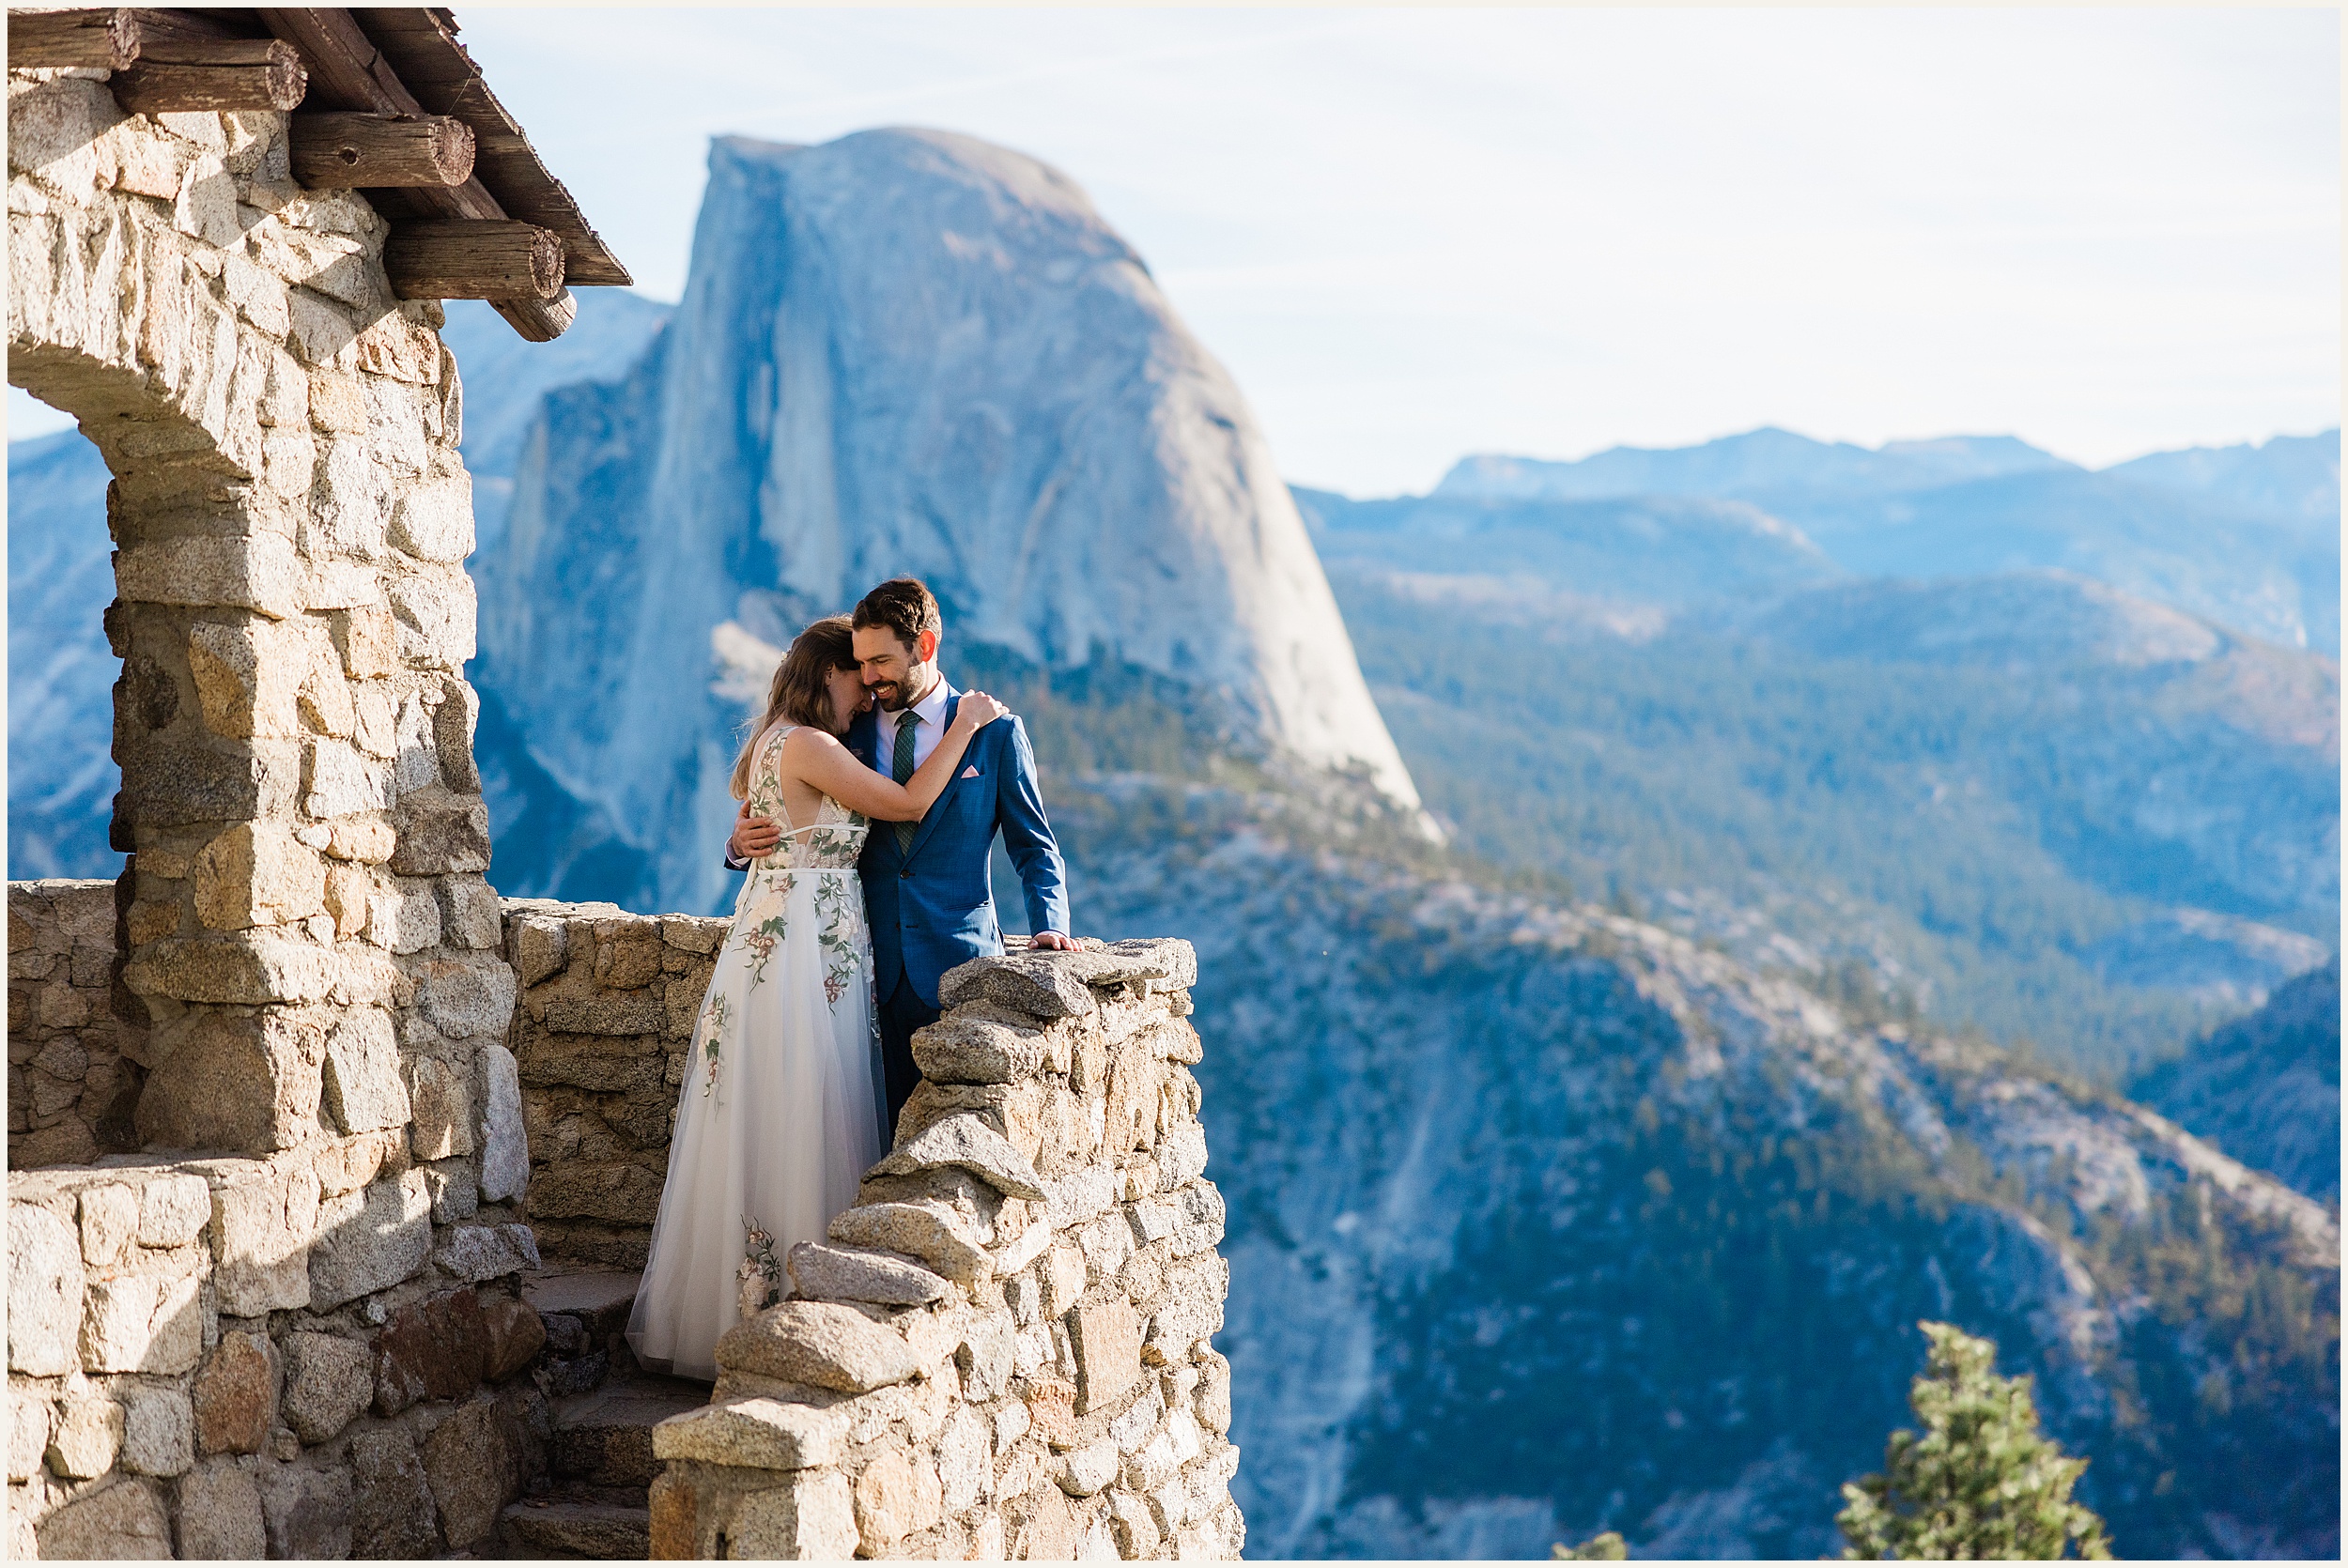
[953,691,1011,731]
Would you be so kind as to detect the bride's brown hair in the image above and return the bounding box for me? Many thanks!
[731,615,857,800]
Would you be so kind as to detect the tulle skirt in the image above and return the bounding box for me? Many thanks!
[625,867,886,1379]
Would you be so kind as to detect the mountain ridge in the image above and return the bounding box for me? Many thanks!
[1329,561,2338,1070]
[1435,426,2080,502]
[1417,425,2340,653]
[2131,957,2341,1203]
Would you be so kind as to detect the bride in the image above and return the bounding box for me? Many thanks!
[626,614,1008,1379]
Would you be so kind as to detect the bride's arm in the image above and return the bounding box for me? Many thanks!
[787,694,1011,821]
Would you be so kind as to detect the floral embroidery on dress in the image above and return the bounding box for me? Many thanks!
[736,1216,781,1318]
[697,992,731,1098]
[812,875,863,1005]
[742,880,793,987]
[800,821,866,869]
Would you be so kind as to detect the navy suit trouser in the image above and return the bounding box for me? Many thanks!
[876,976,940,1139]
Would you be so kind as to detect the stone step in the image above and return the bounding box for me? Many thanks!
[499,1499,651,1560]
[525,1265,645,1398]
[525,1266,646,1339]
[548,1369,711,1487]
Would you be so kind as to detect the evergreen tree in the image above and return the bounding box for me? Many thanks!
[1839,1321,2111,1560]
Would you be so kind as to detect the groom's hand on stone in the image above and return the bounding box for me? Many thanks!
[1030,930,1078,952]
[730,804,781,862]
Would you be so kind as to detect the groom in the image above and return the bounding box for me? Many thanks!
[727,577,1074,1134]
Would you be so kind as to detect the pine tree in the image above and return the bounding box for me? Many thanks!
[1838,1321,2111,1560]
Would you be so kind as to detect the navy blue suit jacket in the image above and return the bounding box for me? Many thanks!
[726,684,1070,1007]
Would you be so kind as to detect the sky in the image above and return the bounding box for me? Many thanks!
[8,7,2339,496]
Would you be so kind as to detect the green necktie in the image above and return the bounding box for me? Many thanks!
[892,710,919,854]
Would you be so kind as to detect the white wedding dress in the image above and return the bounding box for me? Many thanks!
[626,724,888,1380]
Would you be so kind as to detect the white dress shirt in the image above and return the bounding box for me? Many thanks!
[883,677,951,777]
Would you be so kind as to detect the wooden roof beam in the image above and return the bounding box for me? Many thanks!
[348,6,630,287]
[255,7,573,340]
[8,7,602,343]
[6,8,140,70]
[114,47,307,114]
[8,8,306,110]
[385,219,562,300]
[290,111,473,188]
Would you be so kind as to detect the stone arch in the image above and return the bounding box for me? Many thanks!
[8,68,512,1173]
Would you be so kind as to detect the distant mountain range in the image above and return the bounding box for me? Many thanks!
[8,127,2336,1564]
[1301,424,2339,1074]
[1429,425,2340,653]
[1328,561,2337,1074]
[1070,782,2339,1560]
[1437,427,2078,502]
[1291,487,1837,609]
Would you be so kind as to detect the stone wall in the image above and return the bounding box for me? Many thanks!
[9,882,137,1167]
[643,941,1243,1560]
[7,1151,547,1559]
[501,899,728,1268]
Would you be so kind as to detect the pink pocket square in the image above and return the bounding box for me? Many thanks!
[961,765,981,778]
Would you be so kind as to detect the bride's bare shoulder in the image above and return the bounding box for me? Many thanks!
[777,727,850,768]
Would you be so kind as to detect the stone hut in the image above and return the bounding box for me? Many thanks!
[8,7,1239,1560]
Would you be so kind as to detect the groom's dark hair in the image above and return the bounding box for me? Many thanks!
[853,577,942,653]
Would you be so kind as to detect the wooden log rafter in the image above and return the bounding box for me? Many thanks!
[5,8,139,70]
[384,219,561,300]
[351,6,631,288]
[255,6,573,339]
[112,50,307,115]
[289,110,473,188]
[7,6,603,340]
[8,8,307,110]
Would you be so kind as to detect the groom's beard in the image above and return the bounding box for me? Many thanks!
[870,669,938,713]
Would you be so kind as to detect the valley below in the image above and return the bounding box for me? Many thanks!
[1056,780,2338,1559]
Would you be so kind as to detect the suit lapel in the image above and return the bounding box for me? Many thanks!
[903,683,964,863]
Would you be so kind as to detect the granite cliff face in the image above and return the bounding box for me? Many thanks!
[472,130,1416,915]
[6,431,115,879]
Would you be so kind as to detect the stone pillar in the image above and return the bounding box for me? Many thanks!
[643,940,1244,1560]
[8,68,513,1168]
